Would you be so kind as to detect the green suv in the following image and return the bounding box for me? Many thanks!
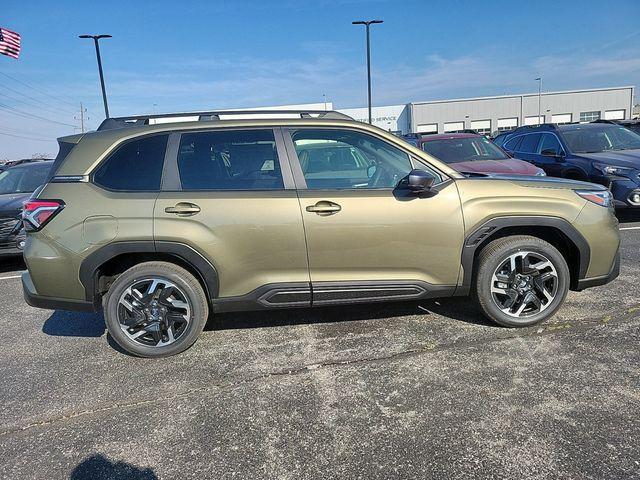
[22,111,620,357]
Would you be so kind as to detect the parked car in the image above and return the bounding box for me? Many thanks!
[596,119,640,136]
[22,110,619,357]
[494,123,640,208]
[0,160,53,256]
[418,133,546,176]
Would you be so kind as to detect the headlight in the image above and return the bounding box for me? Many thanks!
[575,189,613,207]
[535,169,546,176]
[593,162,634,177]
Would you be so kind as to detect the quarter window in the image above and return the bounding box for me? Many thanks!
[94,135,168,191]
[177,130,283,190]
[291,129,419,189]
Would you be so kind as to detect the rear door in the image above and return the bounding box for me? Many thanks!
[154,128,310,304]
[283,127,465,306]
[509,133,542,166]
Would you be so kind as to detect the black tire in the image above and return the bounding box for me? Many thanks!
[473,235,570,327]
[103,261,209,357]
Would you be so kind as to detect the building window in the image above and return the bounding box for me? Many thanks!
[416,123,438,134]
[524,116,545,126]
[470,119,491,135]
[580,111,600,122]
[443,121,465,133]
[551,113,572,124]
[497,117,518,132]
[604,109,625,120]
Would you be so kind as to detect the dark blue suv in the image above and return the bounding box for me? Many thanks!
[494,123,640,208]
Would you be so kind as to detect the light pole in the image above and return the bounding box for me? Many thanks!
[535,77,542,124]
[79,34,112,118]
[352,19,383,124]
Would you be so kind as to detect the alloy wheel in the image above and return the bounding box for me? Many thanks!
[117,278,191,347]
[490,251,559,318]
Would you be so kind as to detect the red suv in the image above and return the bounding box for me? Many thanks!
[418,133,545,176]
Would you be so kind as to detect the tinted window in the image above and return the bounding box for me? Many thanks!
[94,135,168,191]
[177,129,283,190]
[503,136,523,152]
[0,163,52,195]
[560,125,640,153]
[292,129,416,189]
[538,134,562,155]
[518,134,542,153]
[422,136,509,164]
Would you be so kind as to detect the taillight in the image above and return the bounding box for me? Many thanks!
[22,200,65,231]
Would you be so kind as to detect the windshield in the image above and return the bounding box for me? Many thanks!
[421,136,509,164]
[0,164,51,195]
[561,125,640,153]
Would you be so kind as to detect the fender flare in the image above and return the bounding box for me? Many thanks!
[79,241,219,303]
[459,216,590,289]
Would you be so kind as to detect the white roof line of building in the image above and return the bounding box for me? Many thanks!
[410,86,635,106]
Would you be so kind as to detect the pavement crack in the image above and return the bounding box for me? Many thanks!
[1,312,638,438]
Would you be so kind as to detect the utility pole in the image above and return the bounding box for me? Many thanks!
[74,102,87,133]
[535,77,542,124]
[79,34,112,118]
[352,19,383,124]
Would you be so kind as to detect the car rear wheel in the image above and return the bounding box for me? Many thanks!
[473,235,569,327]
[103,261,209,357]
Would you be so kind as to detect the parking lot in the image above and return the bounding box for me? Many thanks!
[0,213,638,479]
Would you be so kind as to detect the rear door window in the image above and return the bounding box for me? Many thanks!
[517,134,542,153]
[94,135,168,191]
[177,129,283,190]
[503,136,523,152]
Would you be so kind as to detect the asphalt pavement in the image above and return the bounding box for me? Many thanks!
[0,213,639,480]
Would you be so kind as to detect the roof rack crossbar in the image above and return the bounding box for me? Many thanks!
[97,109,354,131]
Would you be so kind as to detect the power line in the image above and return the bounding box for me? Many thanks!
[0,88,77,117]
[0,71,80,109]
[0,102,76,127]
[0,131,53,142]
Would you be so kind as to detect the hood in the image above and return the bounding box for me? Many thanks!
[578,149,640,168]
[0,192,30,217]
[466,175,603,191]
[450,158,540,175]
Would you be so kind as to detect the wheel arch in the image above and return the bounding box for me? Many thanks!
[79,241,219,305]
[460,216,590,292]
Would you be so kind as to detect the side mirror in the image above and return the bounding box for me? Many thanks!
[407,169,435,193]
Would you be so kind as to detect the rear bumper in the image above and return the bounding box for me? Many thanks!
[22,271,97,312]
[576,250,620,290]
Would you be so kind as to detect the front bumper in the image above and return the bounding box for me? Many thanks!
[603,177,640,208]
[576,250,620,291]
[22,271,97,312]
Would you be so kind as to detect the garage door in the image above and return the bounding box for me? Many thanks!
[417,123,437,134]
[443,121,464,133]
[497,118,518,131]
[470,120,491,134]
[604,110,625,120]
[525,116,545,126]
[551,113,572,124]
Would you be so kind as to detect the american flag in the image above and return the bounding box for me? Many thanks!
[0,27,21,59]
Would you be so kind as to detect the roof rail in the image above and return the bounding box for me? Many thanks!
[97,109,354,131]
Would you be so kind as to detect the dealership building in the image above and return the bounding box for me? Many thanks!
[337,85,635,136]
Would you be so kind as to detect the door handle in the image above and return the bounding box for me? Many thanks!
[306,201,341,216]
[165,202,201,215]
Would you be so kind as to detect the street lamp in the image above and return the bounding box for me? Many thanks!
[352,19,383,124]
[535,77,542,124]
[79,34,112,118]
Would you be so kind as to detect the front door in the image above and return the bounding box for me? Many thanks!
[154,128,310,306]
[283,127,465,306]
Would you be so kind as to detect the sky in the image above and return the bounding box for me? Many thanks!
[1,0,639,158]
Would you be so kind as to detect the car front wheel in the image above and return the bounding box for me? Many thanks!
[473,235,570,327]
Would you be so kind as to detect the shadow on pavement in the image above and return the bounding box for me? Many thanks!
[208,296,494,331]
[70,454,157,480]
[0,256,25,274]
[42,310,105,337]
